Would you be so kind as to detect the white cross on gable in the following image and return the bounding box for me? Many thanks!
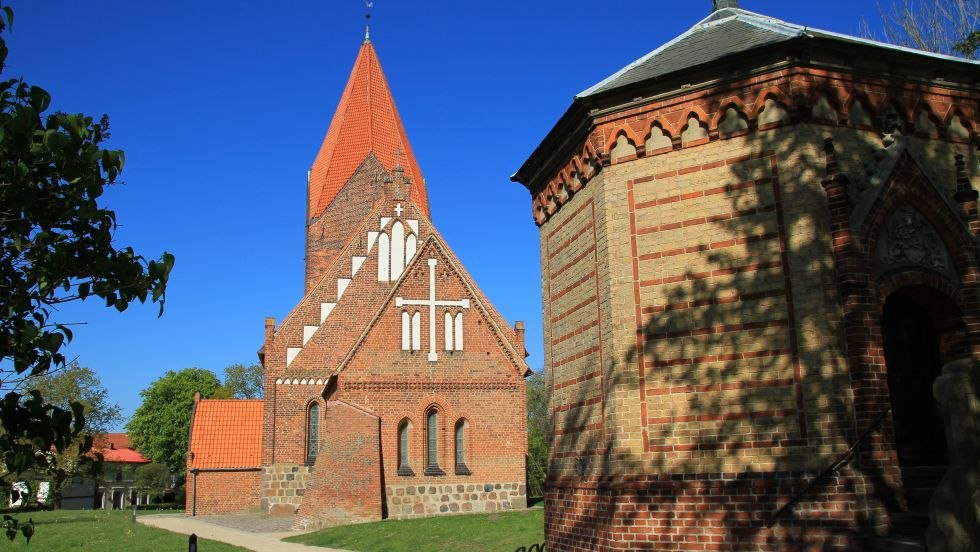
[393,203,404,217]
[395,258,470,362]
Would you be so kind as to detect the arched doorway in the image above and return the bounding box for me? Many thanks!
[880,286,957,467]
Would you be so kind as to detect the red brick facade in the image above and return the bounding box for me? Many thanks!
[514,6,978,550]
[187,36,529,528]
[189,471,262,515]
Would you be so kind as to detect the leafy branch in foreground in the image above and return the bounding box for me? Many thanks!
[0,0,175,537]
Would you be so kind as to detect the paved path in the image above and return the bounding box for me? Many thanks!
[137,513,350,552]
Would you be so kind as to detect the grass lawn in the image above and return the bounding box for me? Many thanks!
[286,507,545,552]
[0,509,248,551]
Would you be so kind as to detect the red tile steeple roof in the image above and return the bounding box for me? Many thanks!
[308,39,429,219]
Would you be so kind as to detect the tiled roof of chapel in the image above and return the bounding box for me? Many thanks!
[579,7,980,98]
[187,399,263,469]
[308,38,429,220]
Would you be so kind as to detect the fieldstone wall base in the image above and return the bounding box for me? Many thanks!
[386,481,526,519]
[261,464,313,515]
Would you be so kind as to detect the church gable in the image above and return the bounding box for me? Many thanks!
[271,196,432,381]
[336,236,529,382]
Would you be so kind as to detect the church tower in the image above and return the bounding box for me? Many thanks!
[304,33,430,292]
[186,27,531,530]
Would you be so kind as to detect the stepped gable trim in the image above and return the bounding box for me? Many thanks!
[276,199,388,336]
[284,199,433,376]
[331,234,530,380]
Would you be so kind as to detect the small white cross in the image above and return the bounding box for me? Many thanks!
[395,258,470,362]
[393,203,404,217]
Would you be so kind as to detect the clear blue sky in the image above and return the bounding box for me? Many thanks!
[5,1,886,429]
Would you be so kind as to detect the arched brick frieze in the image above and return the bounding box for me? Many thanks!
[749,85,792,121]
[843,92,876,129]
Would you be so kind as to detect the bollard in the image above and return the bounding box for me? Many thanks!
[188,533,198,552]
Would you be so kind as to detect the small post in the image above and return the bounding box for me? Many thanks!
[188,533,198,552]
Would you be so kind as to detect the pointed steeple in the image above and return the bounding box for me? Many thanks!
[308,40,430,220]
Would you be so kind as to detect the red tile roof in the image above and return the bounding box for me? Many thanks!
[187,399,263,469]
[91,433,151,464]
[309,40,429,220]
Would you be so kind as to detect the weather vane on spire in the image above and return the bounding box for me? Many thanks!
[364,1,373,43]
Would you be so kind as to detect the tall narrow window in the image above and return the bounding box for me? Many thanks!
[454,313,464,351]
[401,311,411,350]
[444,311,453,351]
[455,419,471,475]
[425,408,444,475]
[397,419,414,476]
[378,233,391,281]
[411,312,421,351]
[306,402,320,464]
[391,222,405,280]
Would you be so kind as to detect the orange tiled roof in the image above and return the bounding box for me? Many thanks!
[90,432,151,464]
[309,39,429,220]
[187,399,263,469]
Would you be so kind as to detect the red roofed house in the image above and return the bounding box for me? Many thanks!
[185,29,530,529]
[57,433,152,510]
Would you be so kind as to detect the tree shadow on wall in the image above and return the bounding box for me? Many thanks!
[551,97,975,550]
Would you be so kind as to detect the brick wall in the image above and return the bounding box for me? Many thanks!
[530,62,978,549]
[294,400,383,530]
[186,470,261,515]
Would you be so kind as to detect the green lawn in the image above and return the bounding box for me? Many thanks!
[286,508,545,552]
[0,509,248,551]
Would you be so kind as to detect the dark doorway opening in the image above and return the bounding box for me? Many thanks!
[880,289,950,467]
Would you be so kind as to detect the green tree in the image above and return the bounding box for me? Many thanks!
[26,362,122,434]
[221,363,263,399]
[126,368,222,473]
[133,462,171,503]
[25,362,121,507]
[0,0,172,534]
[860,0,979,59]
[526,372,548,498]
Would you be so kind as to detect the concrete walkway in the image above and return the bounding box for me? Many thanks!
[137,513,350,552]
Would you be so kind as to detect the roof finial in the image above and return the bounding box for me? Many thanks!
[364,1,373,43]
[712,0,739,11]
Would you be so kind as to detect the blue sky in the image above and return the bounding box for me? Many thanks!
[5,1,887,429]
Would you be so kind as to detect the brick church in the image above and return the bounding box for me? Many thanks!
[186,30,530,529]
[513,1,978,550]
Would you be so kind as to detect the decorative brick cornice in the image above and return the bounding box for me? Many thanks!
[526,67,977,227]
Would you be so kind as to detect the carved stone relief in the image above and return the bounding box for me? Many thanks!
[875,205,955,280]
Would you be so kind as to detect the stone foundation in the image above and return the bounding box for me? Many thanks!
[261,464,313,515]
[385,481,526,519]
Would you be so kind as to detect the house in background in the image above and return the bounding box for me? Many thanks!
[61,433,152,510]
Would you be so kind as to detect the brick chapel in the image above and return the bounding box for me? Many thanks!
[513,2,979,550]
[185,30,530,529]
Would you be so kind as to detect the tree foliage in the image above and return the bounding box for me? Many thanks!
[24,362,120,507]
[126,368,223,473]
[26,362,121,434]
[861,0,980,59]
[134,462,171,502]
[0,0,173,500]
[221,363,263,399]
[526,372,548,498]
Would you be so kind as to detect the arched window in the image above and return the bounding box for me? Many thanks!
[443,311,464,352]
[397,419,414,476]
[455,419,471,475]
[425,408,444,475]
[377,233,391,282]
[391,221,405,280]
[401,311,422,351]
[306,402,320,464]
